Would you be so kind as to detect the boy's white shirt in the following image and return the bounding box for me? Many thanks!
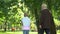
[21,17,30,26]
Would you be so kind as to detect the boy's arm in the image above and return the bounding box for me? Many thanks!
[21,20,23,25]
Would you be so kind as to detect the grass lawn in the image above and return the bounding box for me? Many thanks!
[0,31,60,34]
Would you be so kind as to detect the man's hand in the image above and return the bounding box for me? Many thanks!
[39,25,42,28]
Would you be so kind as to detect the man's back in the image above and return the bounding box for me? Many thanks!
[40,9,51,28]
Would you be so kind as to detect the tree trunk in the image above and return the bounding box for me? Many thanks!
[34,8,40,34]
[4,20,7,32]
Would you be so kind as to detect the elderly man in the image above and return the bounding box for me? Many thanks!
[38,3,56,34]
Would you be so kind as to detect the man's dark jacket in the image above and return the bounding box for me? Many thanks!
[39,9,56,34]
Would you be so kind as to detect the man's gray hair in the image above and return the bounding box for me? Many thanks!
[41,3,47,10]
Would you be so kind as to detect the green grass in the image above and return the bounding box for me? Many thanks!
[0,31,60,34]
[0,31,37,34]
